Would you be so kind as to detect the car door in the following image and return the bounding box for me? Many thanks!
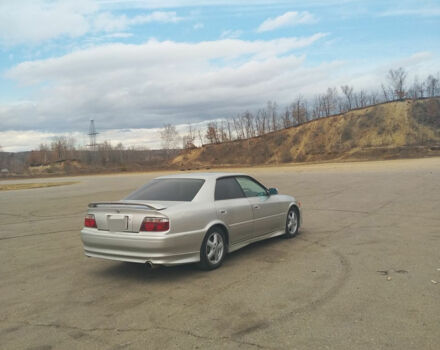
[214,177,254,244]
[235,176,283,237]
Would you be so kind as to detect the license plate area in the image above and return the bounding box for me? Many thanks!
[107,214,129,232]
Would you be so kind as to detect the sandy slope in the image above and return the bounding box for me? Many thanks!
[173,98,440,168]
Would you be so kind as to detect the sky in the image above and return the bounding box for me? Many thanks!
[0,0,439,152]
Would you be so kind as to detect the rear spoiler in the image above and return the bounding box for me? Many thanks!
[88,202,166,210]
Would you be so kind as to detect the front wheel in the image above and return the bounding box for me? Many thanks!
[284,207,299,238]
[198,228,226,270]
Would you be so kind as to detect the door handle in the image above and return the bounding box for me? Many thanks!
[220,209,227,214]
[253,205,260,209]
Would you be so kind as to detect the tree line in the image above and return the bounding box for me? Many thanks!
[161,68,440,150]
[1,67,439,174]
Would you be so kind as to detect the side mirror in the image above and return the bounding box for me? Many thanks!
[268,187,278,195]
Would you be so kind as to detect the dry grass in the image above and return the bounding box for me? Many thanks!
[173,98,440,168]
[0,181,78,191]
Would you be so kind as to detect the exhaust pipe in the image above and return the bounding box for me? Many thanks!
[145,261,158,270]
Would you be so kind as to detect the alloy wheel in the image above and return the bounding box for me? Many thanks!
[287,210,298,234]
[206,231,224,264]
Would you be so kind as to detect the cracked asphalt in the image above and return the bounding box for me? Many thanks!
[1,158,439,349]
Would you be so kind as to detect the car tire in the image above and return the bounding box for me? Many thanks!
[284,207,299,239]
[198,227,226,270]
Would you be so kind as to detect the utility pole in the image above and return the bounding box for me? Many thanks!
[88,120,98,151]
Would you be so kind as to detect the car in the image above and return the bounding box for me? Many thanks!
[80,173,302,270]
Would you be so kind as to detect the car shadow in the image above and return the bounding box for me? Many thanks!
[94,259,204,282]
[93,230,305,282]
[226,229,305,263]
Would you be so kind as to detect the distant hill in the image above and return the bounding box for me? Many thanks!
[172,98,440,168]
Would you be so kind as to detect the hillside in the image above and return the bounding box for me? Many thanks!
[172,98,440,168]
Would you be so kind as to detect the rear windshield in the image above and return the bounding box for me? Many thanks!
[125,178,205,202]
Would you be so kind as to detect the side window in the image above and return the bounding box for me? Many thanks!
[215,177,245,200]
[236,177,267,198]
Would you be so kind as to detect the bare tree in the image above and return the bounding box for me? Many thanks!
[368,90,381,105]
[290,96,308,125]
[182,124,196,149]
[232,115,245,139]
[311,95,323,119]
[416,78,426,98]
[353,89,368,108]
[114,142,125,164]
[218,120,229,142]
[408,76,425,99]
[226,119,233,140]
[241,112,255,138]
[340,85,354,111]
[255,109,267,136]
[160,124,180,157]
[97,141,114,165]
[205,122,219,144]
[387,67,407,100]
[39,143,50,164]
[50,136,76,161]
[425,74,439,97]
[320,87,339,116]
[381,83,391,102]
[197,128,204,146]
[267,101,278,131]
[281,107,291,128]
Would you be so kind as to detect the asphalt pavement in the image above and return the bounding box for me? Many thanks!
[1,157,439,349]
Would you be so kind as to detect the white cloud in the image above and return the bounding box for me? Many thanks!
[193,22,204,30]
[0,122,211,152]
[92,11,182,32]
[379,7,440,17]
[104,32,134,39]
[98,0,350,10]
[2,35,326,135]
[220,29,243,39]
[0,1,182,45]
[92,12,127,32]
[0,130,61,153]
[393,51,433,67]
[2,33,438,151]
[0,129,152,152]
[257,11,316,32]
[7,34,328,85]
[0,0,95,44]
[133,11,182,23]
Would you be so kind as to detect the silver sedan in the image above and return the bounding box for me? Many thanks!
[81,173,302,270]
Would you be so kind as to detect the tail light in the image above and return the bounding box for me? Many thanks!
[140,217,169,232]
[84,214,97,228]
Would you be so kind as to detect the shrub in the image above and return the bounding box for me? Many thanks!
[280,147,292,163]
[341,125,353,142]
[273,133,288,147]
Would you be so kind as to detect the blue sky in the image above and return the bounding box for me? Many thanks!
[0,0,439,151]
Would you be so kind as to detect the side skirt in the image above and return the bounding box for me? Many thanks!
[228,229,285,253]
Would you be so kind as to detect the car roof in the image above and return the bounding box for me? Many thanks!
[156,172,247,180]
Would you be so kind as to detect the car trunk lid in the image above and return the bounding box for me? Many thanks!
[87,201,168,232]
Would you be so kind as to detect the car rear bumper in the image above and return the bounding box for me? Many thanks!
[80,227,205,266]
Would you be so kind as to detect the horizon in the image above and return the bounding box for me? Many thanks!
[1,0,440,152]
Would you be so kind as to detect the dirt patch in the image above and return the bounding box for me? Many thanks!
[0,181,78,191]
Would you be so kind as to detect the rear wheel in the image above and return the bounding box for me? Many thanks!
[284,207,299,238]
[198,227,226,270]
